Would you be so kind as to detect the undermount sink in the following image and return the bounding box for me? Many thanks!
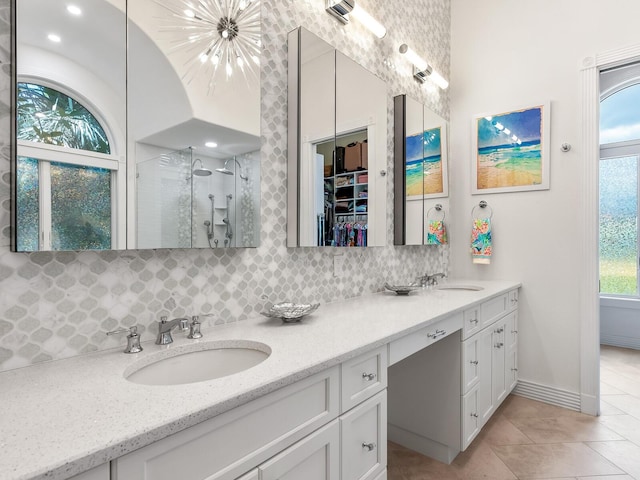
[125,340,271,386]
[435,284,484,291]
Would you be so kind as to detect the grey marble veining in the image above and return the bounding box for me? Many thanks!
[0,0,451,371]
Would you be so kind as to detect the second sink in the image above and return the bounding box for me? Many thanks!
[125,340,271,386]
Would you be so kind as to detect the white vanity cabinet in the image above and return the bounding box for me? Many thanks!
[388,288,520,461]
[461,290,519,450]
[113,348,388,480]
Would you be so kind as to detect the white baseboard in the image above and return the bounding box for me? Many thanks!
[600,334,640,350]
[513,379,581,412]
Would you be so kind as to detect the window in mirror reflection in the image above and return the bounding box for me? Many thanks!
[16,82,118,251]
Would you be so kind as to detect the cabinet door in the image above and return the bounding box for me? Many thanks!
[340,391,387,480]
[259,420,340,480]
[492,320,508,406]
[462,335,480,393]
[477,327,494,424]
[505,311,518,352]
[506,349,518,392]
[462,385,480,450]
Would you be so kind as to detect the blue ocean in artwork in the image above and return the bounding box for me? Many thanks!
[406,127,442,196]
[476,106,544,188]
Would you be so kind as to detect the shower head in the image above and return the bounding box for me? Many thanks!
[187,158,212,180]
[215,157,248,180]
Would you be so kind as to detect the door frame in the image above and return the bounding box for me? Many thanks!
[579,43,640,415]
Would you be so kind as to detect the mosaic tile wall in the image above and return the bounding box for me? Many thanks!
[0,0,451,371]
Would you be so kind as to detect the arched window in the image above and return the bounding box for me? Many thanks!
[16,82,118,251]
[599,75,640,296]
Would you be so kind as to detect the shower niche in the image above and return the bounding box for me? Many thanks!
[136,147,260,249]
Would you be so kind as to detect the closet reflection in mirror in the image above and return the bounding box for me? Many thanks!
[14,0,261,251]
[394,95,449,246]
[287,27,387,248]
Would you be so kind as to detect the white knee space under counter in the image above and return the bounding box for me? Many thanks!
[0,280,520,480]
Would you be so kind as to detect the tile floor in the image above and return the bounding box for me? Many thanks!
[388,345,640,479]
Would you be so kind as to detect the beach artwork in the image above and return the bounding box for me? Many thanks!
[406,126,446,199]
[472,103,550,194]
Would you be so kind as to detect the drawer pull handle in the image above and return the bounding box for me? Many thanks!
[427,329,446,339]
[512,330,518,334]
[362,372,377,381]
[470,319,479,325]
[495,342,504,349]
[511,368,518,371]
[470,413,478,418]
[495,327,504,334]
[470,360,479,365]
[362,442,377,451]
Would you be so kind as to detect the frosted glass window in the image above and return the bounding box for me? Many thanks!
[599,155,638,295]
[50,162,112,250]
[600,84,640,144]
[16,157,39,251]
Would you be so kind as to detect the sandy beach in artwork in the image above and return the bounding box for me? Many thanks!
[477,158,541,189]
[406,159,443,196]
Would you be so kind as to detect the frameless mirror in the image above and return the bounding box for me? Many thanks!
[13,0,261,251]
[394,94,449,245]
[287,27,387,247]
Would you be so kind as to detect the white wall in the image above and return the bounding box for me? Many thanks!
[450,0,640,396]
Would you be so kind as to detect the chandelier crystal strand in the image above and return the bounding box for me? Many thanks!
[153,0,260,94]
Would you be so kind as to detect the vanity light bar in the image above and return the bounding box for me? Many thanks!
[326,0,387,39]
[399,44,449,90]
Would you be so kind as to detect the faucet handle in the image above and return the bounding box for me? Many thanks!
[159,315,168,324]
[106,326,143,354]
[188,316,203,339]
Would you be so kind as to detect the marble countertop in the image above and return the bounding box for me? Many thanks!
[0,279,520,480]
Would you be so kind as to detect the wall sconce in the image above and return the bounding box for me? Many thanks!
[399,44,449,90]
[326,0,387,39]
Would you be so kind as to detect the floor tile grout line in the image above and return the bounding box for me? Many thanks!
[582,440,634,477]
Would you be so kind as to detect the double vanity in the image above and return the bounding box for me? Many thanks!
[0,280,520,480]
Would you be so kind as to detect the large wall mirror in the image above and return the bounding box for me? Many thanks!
[287,27,387,248]
[13,0,261,251]
[394,94,449,245]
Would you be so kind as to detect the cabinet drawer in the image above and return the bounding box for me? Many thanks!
[462,385,480,451]
[508,289,519,312]
[462,306,481,339]
[480,293,509,329]
[69,464,109,480]
[115,367,340,480]
[340,391,387,480]
[260,420,340,480]
[461,335,480,393]
[388,313,462,366]
[341,347,387,413]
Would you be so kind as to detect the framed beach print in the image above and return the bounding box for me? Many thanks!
[471,102,550,194]
[406,117,449,200]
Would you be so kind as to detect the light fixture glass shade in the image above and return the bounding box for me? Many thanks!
[399,44,449,90]
[350,3,386,38]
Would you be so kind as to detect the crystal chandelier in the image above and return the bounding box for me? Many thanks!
[154,0,261,92]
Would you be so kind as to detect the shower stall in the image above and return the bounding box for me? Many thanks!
[135,147,260,249]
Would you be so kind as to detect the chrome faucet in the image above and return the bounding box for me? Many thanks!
[427,272,446,286]
[156,316,189,345]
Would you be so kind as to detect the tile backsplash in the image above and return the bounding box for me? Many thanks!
[0,0,451,371]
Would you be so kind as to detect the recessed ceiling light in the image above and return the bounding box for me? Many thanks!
[48,34,62,43]
[205,142,218,148]
[67,5,82,15]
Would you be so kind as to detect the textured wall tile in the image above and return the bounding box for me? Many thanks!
[0,0,451,371]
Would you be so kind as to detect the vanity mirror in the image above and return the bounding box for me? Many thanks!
[13,0,261,252]
[394,94,449,246]
[287,27,387,248]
